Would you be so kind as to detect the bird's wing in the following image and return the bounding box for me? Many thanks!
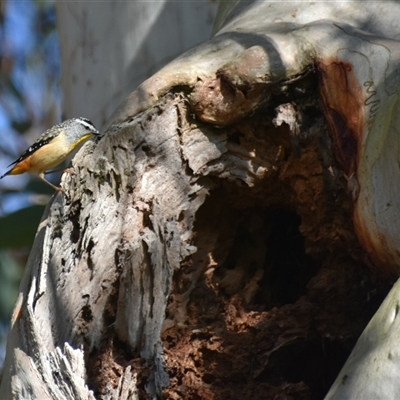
[5,126,61,168]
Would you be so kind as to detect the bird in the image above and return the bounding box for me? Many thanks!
[0,117,100,191]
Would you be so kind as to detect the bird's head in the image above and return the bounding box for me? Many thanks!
[65,117,100,148]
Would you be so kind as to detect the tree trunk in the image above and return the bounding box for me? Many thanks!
[55,1,217,128]
[3,1,400,399]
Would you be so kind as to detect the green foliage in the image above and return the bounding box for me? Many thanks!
[0,0,60,369]
[0,251,24,321]
[0,205,44,248]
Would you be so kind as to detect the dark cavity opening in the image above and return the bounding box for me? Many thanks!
[216,206,315,310]
[256,208,315,308]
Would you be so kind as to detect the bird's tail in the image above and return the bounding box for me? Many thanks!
[0,162,24,179]
[0,169,12,179]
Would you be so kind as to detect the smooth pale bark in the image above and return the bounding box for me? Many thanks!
[325,277,400,399]
[55,1,218,128]
[3,0,400,398]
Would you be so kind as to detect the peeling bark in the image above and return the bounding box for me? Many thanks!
[3,1,400,399]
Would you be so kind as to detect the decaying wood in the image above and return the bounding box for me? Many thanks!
[3,1,400,399]
[326,277,400,400]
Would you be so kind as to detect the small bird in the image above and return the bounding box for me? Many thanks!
[0,117,99,191]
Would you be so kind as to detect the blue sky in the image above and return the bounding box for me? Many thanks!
[0,0,61,214]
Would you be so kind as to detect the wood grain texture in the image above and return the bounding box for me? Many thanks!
[4,1,400,399]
